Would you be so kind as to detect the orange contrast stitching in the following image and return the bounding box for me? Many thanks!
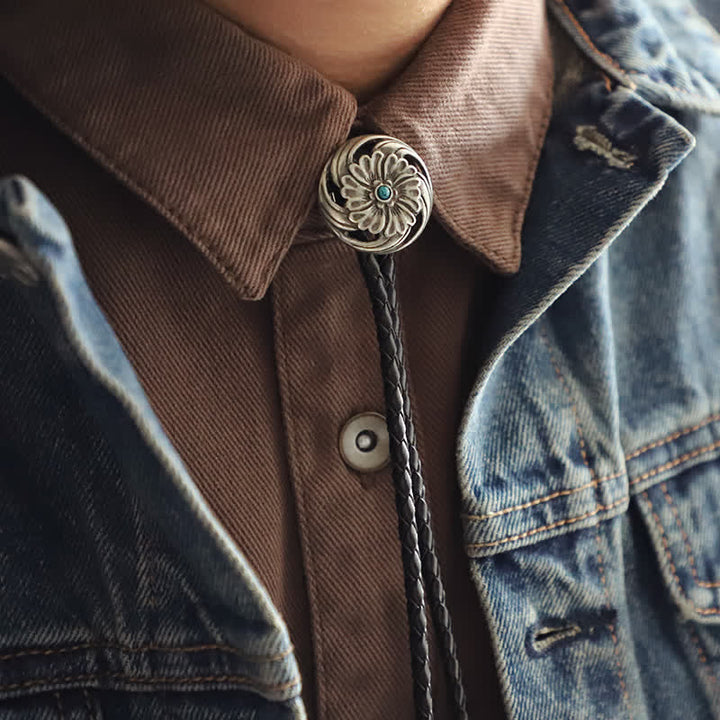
[660,483,720,588]
[595,530,633,716]
[463,351,720,541]
[641,491,720,616]
[464,423,720,526]
[625,414,720,461]
[687,626,720,691]
[553,0,720,100]
[0,672,300,694]
[553,0,628,78]
[466,496,627,550]
[629,439,720,488]
[690,625,710,665]
[0,642,293,664]
[462,470,625,522]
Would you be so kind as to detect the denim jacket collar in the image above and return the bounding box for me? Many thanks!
[457,0,720,552]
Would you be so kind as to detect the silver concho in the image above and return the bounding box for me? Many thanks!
[318,134,433,253]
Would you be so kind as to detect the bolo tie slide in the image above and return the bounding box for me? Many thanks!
[318,135,468,720]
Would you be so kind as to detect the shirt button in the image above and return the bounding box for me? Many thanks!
[339,412,390,473]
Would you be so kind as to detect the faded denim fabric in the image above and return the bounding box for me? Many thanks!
[1,0,719,718]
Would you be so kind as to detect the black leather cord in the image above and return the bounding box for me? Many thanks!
[359,251,433,719]
[379,255,469,720]
[359,251,468,720]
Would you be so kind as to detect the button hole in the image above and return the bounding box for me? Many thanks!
[526,609,616,657]
[532,623,582,652]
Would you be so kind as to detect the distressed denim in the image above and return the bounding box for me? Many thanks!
[1,0,720,717]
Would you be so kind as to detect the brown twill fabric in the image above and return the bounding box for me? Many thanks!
[0,0,553,717]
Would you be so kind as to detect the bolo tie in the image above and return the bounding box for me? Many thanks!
[317,135,469,720]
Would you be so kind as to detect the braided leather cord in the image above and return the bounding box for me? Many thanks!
[359,251,469,719]
[358,251,433,720]
[379,255,469,720]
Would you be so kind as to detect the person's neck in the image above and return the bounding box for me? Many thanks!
[203,0,453,100]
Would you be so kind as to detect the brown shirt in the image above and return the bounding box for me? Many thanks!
[0,0,553,717]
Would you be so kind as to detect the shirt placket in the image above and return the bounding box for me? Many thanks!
[270,236,418,718]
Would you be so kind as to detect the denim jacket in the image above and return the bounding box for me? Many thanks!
[1,0,720,717]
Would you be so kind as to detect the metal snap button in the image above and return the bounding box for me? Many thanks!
[339,412,390,473]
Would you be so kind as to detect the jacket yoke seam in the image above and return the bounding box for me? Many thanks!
[463,418,720,524]
[0,642,293,664]
[0,673,300,694]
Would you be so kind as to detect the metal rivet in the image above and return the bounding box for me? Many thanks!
[339,412,390,473]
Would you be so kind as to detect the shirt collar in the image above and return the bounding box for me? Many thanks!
[0,0,552,300]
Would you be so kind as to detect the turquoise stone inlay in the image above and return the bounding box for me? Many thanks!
[375,184,392,201]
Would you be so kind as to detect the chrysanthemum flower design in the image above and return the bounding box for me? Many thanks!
[318,134,433,253]
[339,151,423,238]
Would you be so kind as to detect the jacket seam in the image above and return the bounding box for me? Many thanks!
[640,491,720,616]
[644,489,720,686]
[627,438,720,488]
[552,0,631,81]
[687,626,720,691]
[0,673,300,694]
[660,482,720,588]
[465,437,720,551]
[0,642,293,664]
[625,413,720,460]
[463,415,720,524]
[465,495,628,550]
[551,0,720,102]
[462,470,624,522]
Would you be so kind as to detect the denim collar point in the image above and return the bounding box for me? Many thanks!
[550,0,720,114]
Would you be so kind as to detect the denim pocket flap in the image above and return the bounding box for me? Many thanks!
[635,458,720,623]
